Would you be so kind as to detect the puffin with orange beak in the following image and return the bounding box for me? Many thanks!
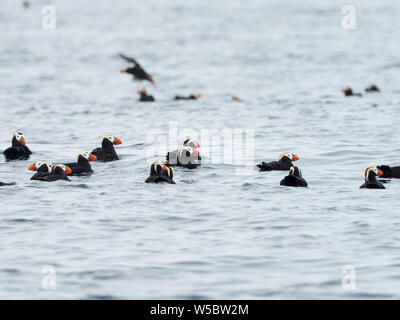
[341,87,362,97]
[30,164,72,182]
[257,153,300,171]
[137,88,155,102]
[377,164,400,178]
[166,146,201,169]
[119,53,155,86]
[360,167,385,189]
[3,132,32,161]
[145,161,175,184]
[63,152,97,175]
[174,93,202,100]
[28,161,51,180]
[91,136,122,161]
[166,139,201,169]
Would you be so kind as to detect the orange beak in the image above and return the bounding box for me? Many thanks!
[196,142,200,148]
[21,137,26,145]
[196,93,202,99]
[162,164,167,171]
[28,163,36,171]
[377,169,383,177]
[65,166,72,175]
[120,69,125,73]
[89,154,97,162]
[113,137,122,145]
[292,154,300,161]
[341,88,345,93]
[147,76,156,87]
[193,149,200,156]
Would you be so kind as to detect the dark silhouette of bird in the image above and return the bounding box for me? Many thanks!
[360,167,385,189]
[342,87,362,97]
[119,53,155,86]
[137,89,155,102]
[365,84,380,92]
[145,161,175,184]
[280,166,308,187]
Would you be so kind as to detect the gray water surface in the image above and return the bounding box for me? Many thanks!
[1,0,400,299]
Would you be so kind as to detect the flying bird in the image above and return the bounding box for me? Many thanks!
[119,53,155,86]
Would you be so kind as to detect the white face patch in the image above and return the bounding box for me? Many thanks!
[52,164,67,173]
[183,139,199,149]
[279,153,293,161]
[76,152,91,162]
[34,161,50,172]
[14,133,24,142]
[102,135,115,144]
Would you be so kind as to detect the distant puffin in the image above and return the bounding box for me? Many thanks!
[377,165,400,178]
[32,164,72,182]
[174,93,202,100]
[91,136,122,161]
[3,133,32,161]
[119,53,155,86]
[166,146,200,169]
[145,161,175,184]
[137,88,155,102]
[257,153,300,171]
[64,152,97,175]
[0,181,16,186]
[28,161,51,180]
[342,87,362,97]
[365,84,380,92]
[360,167,384,189]
[280,166,308,187]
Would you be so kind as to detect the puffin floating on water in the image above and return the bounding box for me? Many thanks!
[257,153,300,171]
[365,84,380,92]
[3,133,32,161]
[137,88,155,102]
[360,167,384,189]
[342,87,362,97]
[280,166,308,187]
[64,152,97,175]
[166,146,200,169]
[174,93,202,100]
[145,161,175,184]
[119,53,155,86]
[91,136,122,161]
[376,165,400,178]
[31,164,72,182]
[28,161,51,180]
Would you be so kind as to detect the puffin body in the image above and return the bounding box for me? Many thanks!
[342,87,362,97]
[365,84,380,92]
[174,93,202,100]
[64,152,97,175]
[32,164,72,182]
[91,136,122,161]
[145,161,175,184]
[3,133,32,161]
[166,146,200,169]
[28,161,51,180]
[0,182,16,186]
[137,89,155,102]
[119,53,155,86]
[257,153,299,171]
[360,167,385,189]
[280,166,308,187]
[377,165,400,179]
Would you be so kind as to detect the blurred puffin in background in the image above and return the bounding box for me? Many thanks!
[365,84,380,92]
[342,87,362,97]
[3,132,32,161]
[137,88,155,102]
[174,93,202,100]
[119,53,155,86]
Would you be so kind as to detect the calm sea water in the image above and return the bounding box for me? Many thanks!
[1,0,400,299]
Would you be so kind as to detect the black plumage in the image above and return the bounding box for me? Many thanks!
[137,89,155,102]
[257,153,299,171]
[280,167,308,187]
[377,165,400,178]
[91,136,122,161]
[0,182,16,186]
[33,165,71,182]
[119,53,155,86]
[64,152,97,175]
[145,162,175,184]
[365,84,380,92]
[3,133,32,161]
[360,168,385,189]
[342,87,362,97]
[29,162,51,180]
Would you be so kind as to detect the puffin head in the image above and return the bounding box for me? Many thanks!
[289,166,302,177]
[177,146,200,164]
[365,167,383,182]
[279,152,300,162]
[102,135,122,146]
[150,161,168,175]
[52,164,72,175]
[164,165,174,180]
[189,93,202,99]
[341,87,353,95]
[12,132,26,146]
[76,152,97,162]
[136,88,147,95]
[183,138,200,149]
[28,161,50,173]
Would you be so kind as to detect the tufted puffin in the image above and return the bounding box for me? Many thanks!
[376,165,400,178]
[137,88,155,102]
[365,84,380,92]
[3,133,32,161]
[28,161,51,180]
[64,152,97,175]
[145,161,176,184]
[342,87,362,97]
[91,136,122,161]
[280,166,308,187]
[0,181,16,186]
[32,164,72,182]
[174,93,202,100]
[166,146,200,169]
[360,167,384,189]
[119,53,155,86]
[257,153,299,171]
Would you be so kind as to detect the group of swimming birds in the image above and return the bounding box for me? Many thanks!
[1,132,398,189]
